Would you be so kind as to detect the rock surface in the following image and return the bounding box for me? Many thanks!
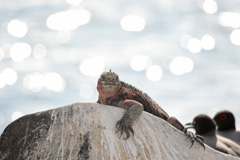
[0,103,239,160]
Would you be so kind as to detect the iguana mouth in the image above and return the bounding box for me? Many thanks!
[101,83,120,93]
[97,78,121,98]
[101,81,119,86]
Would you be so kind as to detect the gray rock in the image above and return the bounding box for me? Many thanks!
[0,103,239,160]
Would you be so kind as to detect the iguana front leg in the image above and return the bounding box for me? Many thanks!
[115,99,144,140]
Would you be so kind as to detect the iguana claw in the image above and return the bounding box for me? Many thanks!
[115,118,134,140]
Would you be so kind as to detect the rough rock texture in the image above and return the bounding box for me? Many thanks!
[0,103,239,160]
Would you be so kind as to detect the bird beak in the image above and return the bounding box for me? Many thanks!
[185,122,195,129]
[185,122,193,126]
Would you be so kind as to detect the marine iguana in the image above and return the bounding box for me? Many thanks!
[96,70,203,147]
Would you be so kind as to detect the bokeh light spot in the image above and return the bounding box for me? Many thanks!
[230,29,240,46]
[169,56,194,76]
[120,15,146,32]
[10,42,32,62]
[201,34,215,50]
[46,9,91,31]
[146,65,163,81]
[202,0,218,14]
[23,72,65,92]
[44,72,65,92]
[187,38,202,54]
[7,19,28,38]
[23,72,45,92]
[218,12,240,28]
[1,68,18,86]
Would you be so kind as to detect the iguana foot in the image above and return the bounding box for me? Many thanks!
[115,118,134,140]
[184,128,205,149]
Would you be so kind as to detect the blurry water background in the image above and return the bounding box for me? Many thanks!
[0,0,240,134]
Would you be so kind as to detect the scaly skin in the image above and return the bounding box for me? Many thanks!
[97,70,201,145]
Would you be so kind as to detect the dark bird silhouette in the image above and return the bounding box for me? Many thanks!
[186,114,240,157]
[214,110,240,145]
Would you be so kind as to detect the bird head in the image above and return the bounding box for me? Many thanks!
[214,110,236,131]
[186,114,216,135]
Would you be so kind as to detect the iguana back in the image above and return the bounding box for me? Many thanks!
[120,81,169,120]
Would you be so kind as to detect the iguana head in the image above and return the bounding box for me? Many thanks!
[97,70,121,98]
